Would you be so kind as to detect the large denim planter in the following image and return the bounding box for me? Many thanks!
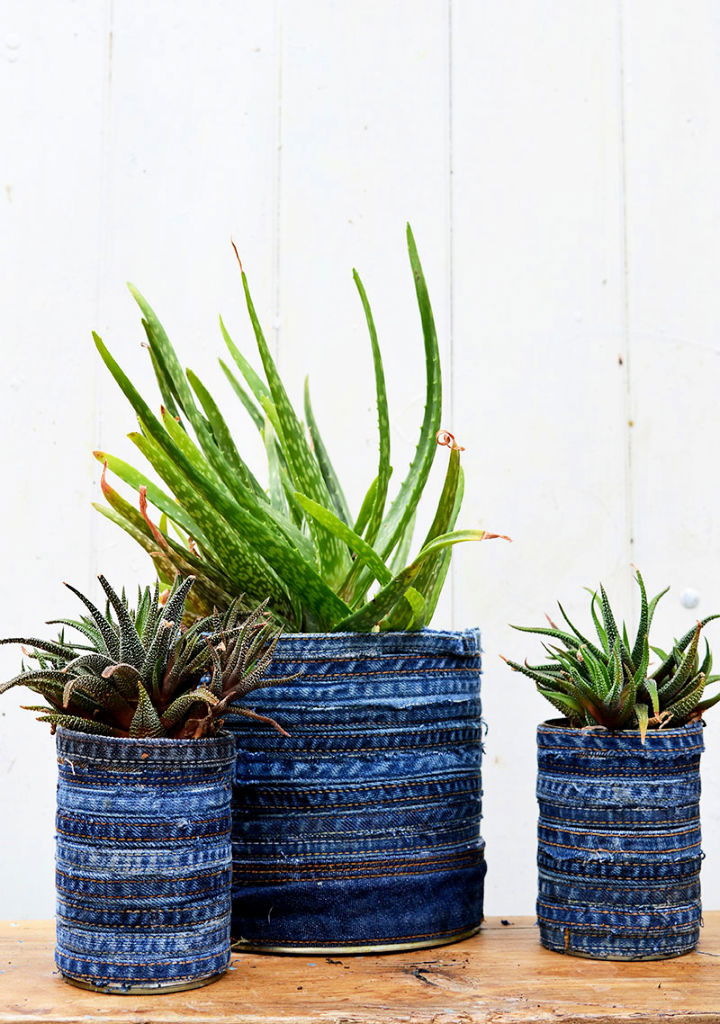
[54,728,235,993]
[536,720,704,960]
[226,629,484,952]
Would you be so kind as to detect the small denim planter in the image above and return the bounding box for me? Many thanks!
[536,720,704,960]
[226,628,484,953]
[54,728,235,993]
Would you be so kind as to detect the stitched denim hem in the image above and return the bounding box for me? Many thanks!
[536,720,704,961]
[55,729,235,990]
[228,628,484,950]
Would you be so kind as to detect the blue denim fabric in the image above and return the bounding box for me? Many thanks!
[225,628,484,951]
[536,720,704,960]
[54,728,235,991]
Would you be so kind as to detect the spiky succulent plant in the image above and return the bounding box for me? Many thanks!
[0,575,290,739]
[502,570,720,740]
[92,226,507,632]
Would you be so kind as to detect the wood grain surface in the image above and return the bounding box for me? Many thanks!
[1,916,718,1024]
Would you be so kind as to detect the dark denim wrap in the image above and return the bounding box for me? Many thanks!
[226,628,484,951]
[536,720,704,960]
[54,728,235,991]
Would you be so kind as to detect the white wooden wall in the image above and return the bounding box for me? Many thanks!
[2,0,720,920]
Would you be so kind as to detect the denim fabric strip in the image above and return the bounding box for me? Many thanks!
[54,729,235,991]
[536,720,704,960]
[226,628,484,949]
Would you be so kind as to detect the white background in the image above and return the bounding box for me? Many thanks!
[2,0,720,920]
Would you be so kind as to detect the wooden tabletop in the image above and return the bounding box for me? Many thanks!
[1,916,719,1024]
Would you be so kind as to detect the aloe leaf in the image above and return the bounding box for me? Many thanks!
[93,451,204,543]
[648,585,671,627]
[374,225,442,559]
[239,271,351,587]
[635,702,649,743]
[585,589,609,653]
[382,449,462,631]
[220,315,272,404]
[187,369,265,498]
[655,618,716,692]
[631,570,649,668]
[129,429,290,608]
[304,379,352,526]
[353,478,378,536]
[143,325,185,426]
[35,713,119,736]
[161,687,218,729]
[219,358,265,431]
[389,509,418,576]
[335,529,490,631]
[352,270,391,545]
[295,492,391,587]
[537,689,584,718]
[644,677,660,715]
[600,585,621,653]
[128,285,206,433]
[665,673,707,723]
[122,418,347,629]
[129,681,165,738]
[98,576,145,669]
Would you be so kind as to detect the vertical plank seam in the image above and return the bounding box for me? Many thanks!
[617,0,635,584]
[447,0,457,626]
[90,0,115,593]
[272,0,284,363]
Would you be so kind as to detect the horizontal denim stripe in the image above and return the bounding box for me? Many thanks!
[227,629,484,947]
[54,729,234,990]
[536,721,703,960]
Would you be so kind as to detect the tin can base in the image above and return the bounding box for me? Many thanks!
[61,970,227,995]
[232,923,482,955]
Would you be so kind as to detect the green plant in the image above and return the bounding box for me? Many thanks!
[0,575,290,739]
[502,570,720,740]
[92,226,508,632]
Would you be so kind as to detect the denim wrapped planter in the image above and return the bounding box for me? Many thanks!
[226,629,484,953]
[536,720,704,960]
[54,728,235,993]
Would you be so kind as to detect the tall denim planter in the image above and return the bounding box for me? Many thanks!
[536,720,704,960]
[54,728,235,993]
[226,629,484,953]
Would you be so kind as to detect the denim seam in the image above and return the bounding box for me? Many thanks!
[540,838,701,855]
[236,852,481,873]
[56,883,227,901]
[539,823,700,839]
[235,774,479,796]
[537,915,697,932]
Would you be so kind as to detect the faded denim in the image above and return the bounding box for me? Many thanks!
[55,728,235,992]
[536,720,703,960]
[225,629,484,951]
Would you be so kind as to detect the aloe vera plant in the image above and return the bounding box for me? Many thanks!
[92,226,507,631]
[502,570,720,740]
[0,575,290,738]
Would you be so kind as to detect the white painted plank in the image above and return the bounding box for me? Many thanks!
[272,0,454,624]
[0,1,110,917]
[452,0,629,915]
[622,0,720,912]
[93,1,281,588]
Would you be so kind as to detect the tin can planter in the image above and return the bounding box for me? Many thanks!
[54,728,235,993]
[536,719,704,960]
[226,628,484,953]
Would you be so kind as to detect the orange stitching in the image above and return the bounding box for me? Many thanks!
[232,850,481,871]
